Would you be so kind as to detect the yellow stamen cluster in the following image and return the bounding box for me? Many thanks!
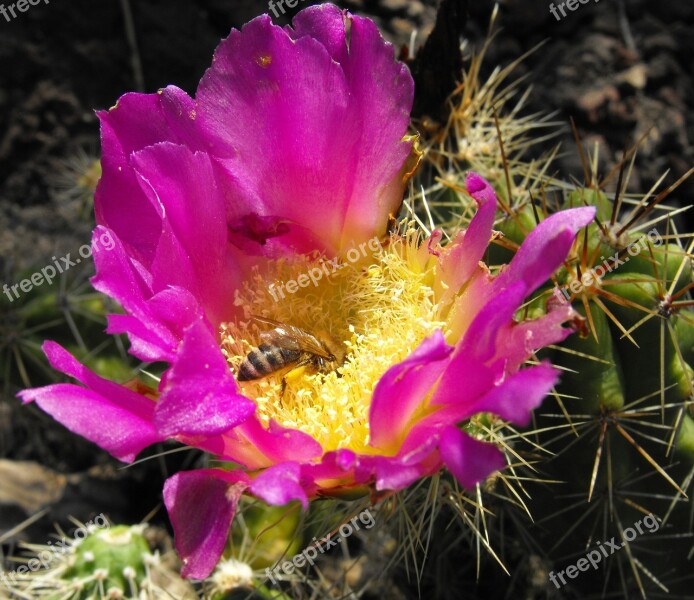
[220,231,447,454]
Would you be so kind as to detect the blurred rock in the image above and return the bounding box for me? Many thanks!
[0,459,66,514]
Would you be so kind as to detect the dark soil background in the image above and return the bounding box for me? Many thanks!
[1,0,692,275]
[0,0,692,597]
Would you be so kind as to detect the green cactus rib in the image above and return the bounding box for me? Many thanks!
[555,302,626,412]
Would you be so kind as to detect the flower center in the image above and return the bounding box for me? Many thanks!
[219,231,446,454]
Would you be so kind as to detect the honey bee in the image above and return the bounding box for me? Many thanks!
[237,317,345,389]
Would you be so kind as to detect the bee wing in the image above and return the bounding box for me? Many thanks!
[253,316,333,358]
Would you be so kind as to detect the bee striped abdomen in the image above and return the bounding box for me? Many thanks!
[237,344,301,381]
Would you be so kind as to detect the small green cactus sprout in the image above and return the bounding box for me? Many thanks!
[1,522,196,599]
[61,524,151,598]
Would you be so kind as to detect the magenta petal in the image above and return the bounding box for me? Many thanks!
[334,453,428,491]
[98,88,199,160]
[458,281,527,363]
[372,457,431,490]
[515,302,577,347]
[17,342,163,462]
[495,206,596,294]
[463,363,559,426]
[430,354,495,407]
[195,8,413,253]
[96,87,202,260]
[19,384,160,463]
[105,310,178,364]
[103,285,201,364]
[249,462,309,509]
[227,417,323,467]
[462,173,498,264]
[131,143,244,326]
[439,426,506,489]
[500,302,578,372]
[305,449,357,484]
[287,4,348,60]
[369,331,452,450]
[41,341,155,422]
[439,173,498,298]
[431,356,558,426]
[91,227,202,362]
[97,138,160,263]
[163,469,250,578]
[307,7,414,249]
[155,318,255,438]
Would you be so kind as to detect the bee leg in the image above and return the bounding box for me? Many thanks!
[279,358,313,400]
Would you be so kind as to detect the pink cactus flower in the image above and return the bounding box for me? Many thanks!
[19,4,595,578]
